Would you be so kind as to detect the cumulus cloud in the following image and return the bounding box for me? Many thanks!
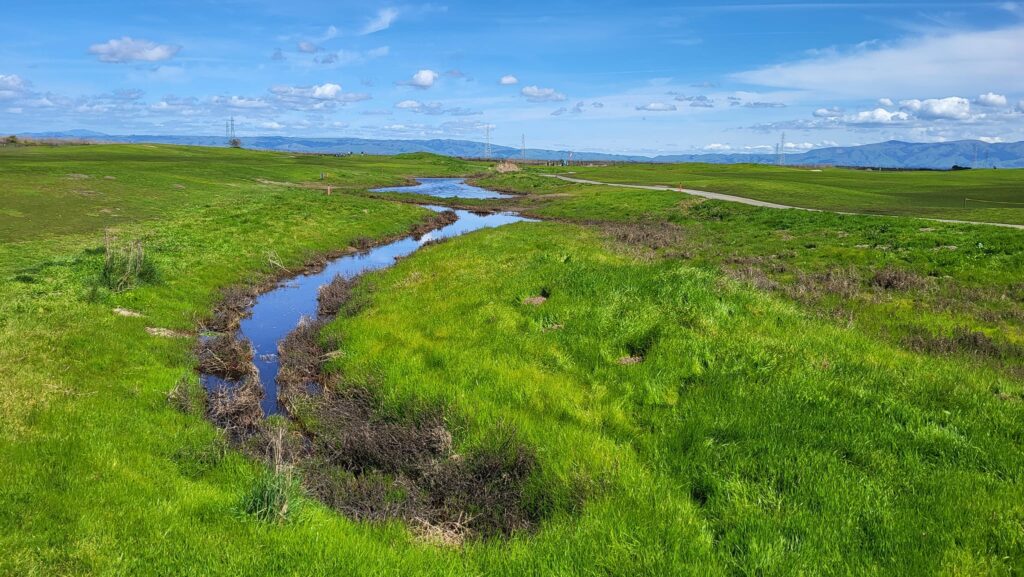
[521,85,566,102]
[703,143,732,151]
[898,96,971,120]
[258,121,285,130]
[636,102,677,112]
[362,8,399,35]
[499,75,519,85]
[297,41,320,53]
[976,92,1008,107]
[402,69,438,89]
[89,37,180,63]
[732,25,1024,97]
[270,83,371,110]
[847,107,911,125]
[878,97,894,107]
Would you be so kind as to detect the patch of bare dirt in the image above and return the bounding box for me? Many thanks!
[146,327,190,338]
[494,161,521,173]
[113,307,143,317]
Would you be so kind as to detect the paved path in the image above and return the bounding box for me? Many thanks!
[541,174,1024,230]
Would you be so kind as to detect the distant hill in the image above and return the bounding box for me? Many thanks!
[14,131,1024,169]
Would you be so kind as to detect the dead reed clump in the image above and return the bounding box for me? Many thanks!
[307,388,452,476]
[275,317,331,408]
[599,221,686,251]
[318,275,357,318]
[409,210,458,239]
[420,436,538,537]
[205,373,264,440]
[208,285,257,332]
[196,333,256,380]
[871,266,927,291]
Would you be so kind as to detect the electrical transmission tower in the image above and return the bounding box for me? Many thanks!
[521,134,527,162]
[777,132,786,166]
[226,117,240,148]
[484,125,492,159]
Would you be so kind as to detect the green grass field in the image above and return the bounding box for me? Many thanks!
[1,145,1022,576]
[538,162,1024,225]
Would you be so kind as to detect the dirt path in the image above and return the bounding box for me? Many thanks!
[542,174,1024,230]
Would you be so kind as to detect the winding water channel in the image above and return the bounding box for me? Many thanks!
[201,180,529,415]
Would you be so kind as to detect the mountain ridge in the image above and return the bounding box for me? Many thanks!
[14,131,1024,169]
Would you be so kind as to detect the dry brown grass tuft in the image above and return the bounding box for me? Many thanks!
[871,266,928,291]
[318,275,357,318]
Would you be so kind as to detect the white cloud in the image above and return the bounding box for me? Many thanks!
[847,108,911,124]
[362,8,399,35]
[393,99,478,116]
[703,143,732,151]
[976,92,1008,107]
[297,41,320,53]
[0,74,28,100]
[732,25,1024,97]
[979,136,1004,143]
[499,75,519,85]
[89,37,181,63]
[899,97,971,120]
[403,69,438,89]
[212,95,269,109]
[878,98,894,107]
[521,85,566,102]
[270,83,371,110]
[636,102,677,112]
[5,107,23,114]
[813,107,843,118]
[258,121,284,130]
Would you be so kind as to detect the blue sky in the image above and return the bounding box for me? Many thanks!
[2,0,1023,154]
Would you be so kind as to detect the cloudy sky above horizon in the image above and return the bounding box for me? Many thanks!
[2,0,1023,155]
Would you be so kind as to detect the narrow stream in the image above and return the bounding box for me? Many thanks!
[201,180,529,416]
